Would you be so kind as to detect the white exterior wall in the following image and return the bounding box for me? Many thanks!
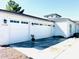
[53,22,68,37]
[53,20,75,37]
[0,18,9,45]
[0,11,54,45]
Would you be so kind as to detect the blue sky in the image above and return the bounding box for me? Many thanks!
[0,0,79,20]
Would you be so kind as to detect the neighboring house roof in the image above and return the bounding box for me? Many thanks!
[44,13,62,18]
[44,13,76,23]
[0,9,54,22]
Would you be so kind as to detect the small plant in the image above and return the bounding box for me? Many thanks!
[6,0,24,14]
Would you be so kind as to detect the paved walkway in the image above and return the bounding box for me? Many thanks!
[55,38,79,59]
[14,38,78,59]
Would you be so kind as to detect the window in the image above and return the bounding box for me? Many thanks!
[4,19,7,24]
[10,20,19,23]
[10,20,14,22]
[21,21,28,24]
[40,24,43,25]
[32,23,39,25]
[48,25,51,26]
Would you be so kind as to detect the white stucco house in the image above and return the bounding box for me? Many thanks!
[0,9,78,45]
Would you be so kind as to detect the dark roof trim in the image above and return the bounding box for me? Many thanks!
[68,19,76,23]
[52,18,76,23]
[73,21,79,24]
[0,9,54,22]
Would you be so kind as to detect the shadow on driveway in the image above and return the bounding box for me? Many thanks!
[9,37,67,50]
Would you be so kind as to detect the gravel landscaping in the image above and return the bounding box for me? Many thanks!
[0,47,33,59]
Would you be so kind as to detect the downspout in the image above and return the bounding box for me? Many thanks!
[75,23,76,33]
[28,21,31,40]
[53,21,55,36]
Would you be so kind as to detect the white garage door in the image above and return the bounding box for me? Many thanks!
[30,23,51,39]
[9,20,29,44]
